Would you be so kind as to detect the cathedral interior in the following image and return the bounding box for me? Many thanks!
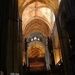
[0,0,75,75]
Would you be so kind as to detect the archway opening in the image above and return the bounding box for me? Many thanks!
[27,42,46,70]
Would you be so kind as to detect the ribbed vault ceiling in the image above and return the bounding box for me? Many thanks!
[24,19,50,38]
[18,0,61,38]
[28,42,45,58]
[18,0,60,15]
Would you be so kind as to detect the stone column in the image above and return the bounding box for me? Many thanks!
[56,17,74,75]
[24,38,29,67]
[0,0,23,75]
[7,0,22,75]
[65,16,75,75]
[64,0,75,74]
[0,0,9,74]
[17,16,23,75]
[45,48,51,70]
[48,37,55,69]
[45,38,51,70]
